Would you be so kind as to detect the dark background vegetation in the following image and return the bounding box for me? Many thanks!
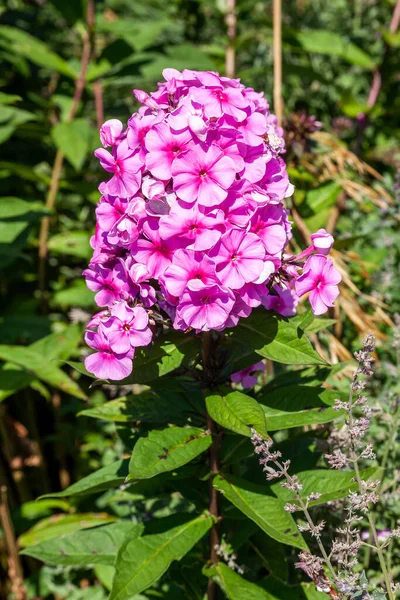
[0,0,399,597]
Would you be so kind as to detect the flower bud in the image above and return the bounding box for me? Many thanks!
[99,119,123,147]
[310,228,334,255]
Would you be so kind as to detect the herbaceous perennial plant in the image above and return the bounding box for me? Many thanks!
[83,69,341,380]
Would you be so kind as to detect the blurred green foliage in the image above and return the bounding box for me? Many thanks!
[0,0,399,598]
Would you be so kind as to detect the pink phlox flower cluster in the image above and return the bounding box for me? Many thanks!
[84,70,341,380]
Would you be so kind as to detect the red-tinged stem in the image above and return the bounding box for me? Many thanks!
[38,1,93,306]
[355,0,400,153]
[202,332,220,600]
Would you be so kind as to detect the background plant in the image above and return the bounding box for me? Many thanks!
[0,0,399,599]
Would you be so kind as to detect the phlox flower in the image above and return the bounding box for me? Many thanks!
[103,303,152,354]
[84,328,133,380]
[295,255,341,315]
[94,139,142,198]
[145,122,192,180]
[159,205,224,251]
[172,145,236,207]
[175,280,235,331]
[163,249,217,297]
[191,86,248,120]
[249,205,288,255]
[83,264,127,307]
[130,218,178,278]
[212,229,265,289]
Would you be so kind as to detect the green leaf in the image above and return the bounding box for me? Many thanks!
[110,512,213,600]
[79,384,204,426]
[48,230,92,258]
[0,365,36,402]
[296,30,376,69]
[206,391,268,438]
[98,17,170,52]
[51,119,91,170]
[0,197,49,219]
[0,26,77,77]
[128,427,211,480]
[0,345,86,399]
[0,106,36,143]
[0,92,22,105]
[121,333,200,384]
[22,521,143,566]
[18,513,117,547]
[290,312,336,334]
[214,474,307,549]
[272,467,381,507]
[257,385,345,430]
[141,44,216,79]
[53,280,95,308]
[306,183,343,213]
[94,565,115,592]
[30,325,82,360]
[304,318,336,334]
[372,590,387,600]
[232,312,327,366]
[204,563,271,599]
[40,459,129,498]
[382,28,400,48]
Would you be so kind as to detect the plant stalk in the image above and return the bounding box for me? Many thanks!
[273,0,283,125]
[38,3,93,305]
[202,332,220,600]
[225,0,236,78]
[0,486,27,600]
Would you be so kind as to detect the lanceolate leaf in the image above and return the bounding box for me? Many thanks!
[129,427,211,480]
[41,459,129,498]
[51,119,91,171]
[214,474,307,550]
[0,26,77,77]
[204,563,271,599]
[232,312,327,366]
[110,512,213,600]
[296,29,376,69]
[257,385,345,430]
[30,325,82,360]
[79,384,205,426]
[0,345,86,399]
[0,326,83,401]
[22,521,143,566]
[48,230,92,258]
[18,513,117,547]
[206,391,268,438]
[121,333,200,384]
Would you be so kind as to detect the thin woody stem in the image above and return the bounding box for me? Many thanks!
[0,486,27,600]
[225,0,236,79]
[273,0,283,125]
[202,332,220,600]
[38,2,93,305]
